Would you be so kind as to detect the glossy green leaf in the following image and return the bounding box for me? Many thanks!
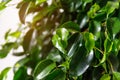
[33,59,56,80]
[89,21,101,40]
[23,29,34,52]
[0,67,11,80]
[113,72,120,80]
[84,32,95,51]
[100,74,111,80]
[61,21,80,32]
[52,34,66,53]
[43,69,66,80]
[52,28,69,53]
[69,46,94,76]
[19,2,30,24]
[56,28,69,42]
[47,50,62,62]
[36,0,46,5]
[68,34,82,57]
[13,67,27,80]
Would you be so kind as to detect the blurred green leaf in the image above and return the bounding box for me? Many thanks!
[43,69,66,80]
[33,59,56,80]
[100,74,111,80]
[13,57,30,73]
[105,1,119,16]
[0,0,11,11]
[113,72,120,80]
[13,66,27,80]
[33,4,57,25]
[23,29,34,52]
[84,32,95,51]
[19,2,30,24]
[0,67,11,80]
[36,0,46,5]
[9,31,21,38]
[0,42,17,58]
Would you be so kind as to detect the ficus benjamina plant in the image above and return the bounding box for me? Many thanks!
[0,0,120,80]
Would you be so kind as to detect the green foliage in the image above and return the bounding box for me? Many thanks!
[0,0,120,80]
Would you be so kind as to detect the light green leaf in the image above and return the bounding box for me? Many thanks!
[36,0,46,5]
[111,18,120,34]
[9,31,21,38]
[33,59,56,80]
[113,72,120,80]
[100,74,111,80]
[105,1,119,15]
[84,32,95,51]
[104,37,113,53]
[87,3,100,18]
[0,67,11,80]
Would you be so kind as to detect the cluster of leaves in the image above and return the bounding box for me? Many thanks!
[0,0,120,80]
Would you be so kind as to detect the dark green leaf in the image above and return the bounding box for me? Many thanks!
[33,59,56,80]
[43,69,66,80]
[69,46,94,76]
[61,21,80,32]
[68,34,82,58]
[0,67,11,80]
[89,21,101,40]
[13,66,27,80]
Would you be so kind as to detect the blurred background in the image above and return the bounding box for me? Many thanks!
[0,0,21,79]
